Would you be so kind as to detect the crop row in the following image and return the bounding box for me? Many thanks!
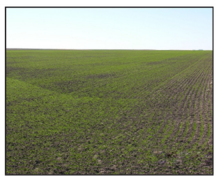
[6,50,212,174]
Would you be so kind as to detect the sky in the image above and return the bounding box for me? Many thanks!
[6,8,212,50]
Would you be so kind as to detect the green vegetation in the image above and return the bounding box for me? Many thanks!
[6,50,213,174]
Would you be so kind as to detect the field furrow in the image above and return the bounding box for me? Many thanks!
[6,50,213,175]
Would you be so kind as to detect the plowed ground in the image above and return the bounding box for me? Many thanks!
[6,50,213,174]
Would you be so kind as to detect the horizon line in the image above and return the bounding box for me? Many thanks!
[6,48,212,51]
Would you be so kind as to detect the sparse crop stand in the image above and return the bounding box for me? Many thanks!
[6,50,213,174]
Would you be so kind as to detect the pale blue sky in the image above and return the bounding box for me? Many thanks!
[6,8,212,50]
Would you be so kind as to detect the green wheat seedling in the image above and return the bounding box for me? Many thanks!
[6,50,212,175]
